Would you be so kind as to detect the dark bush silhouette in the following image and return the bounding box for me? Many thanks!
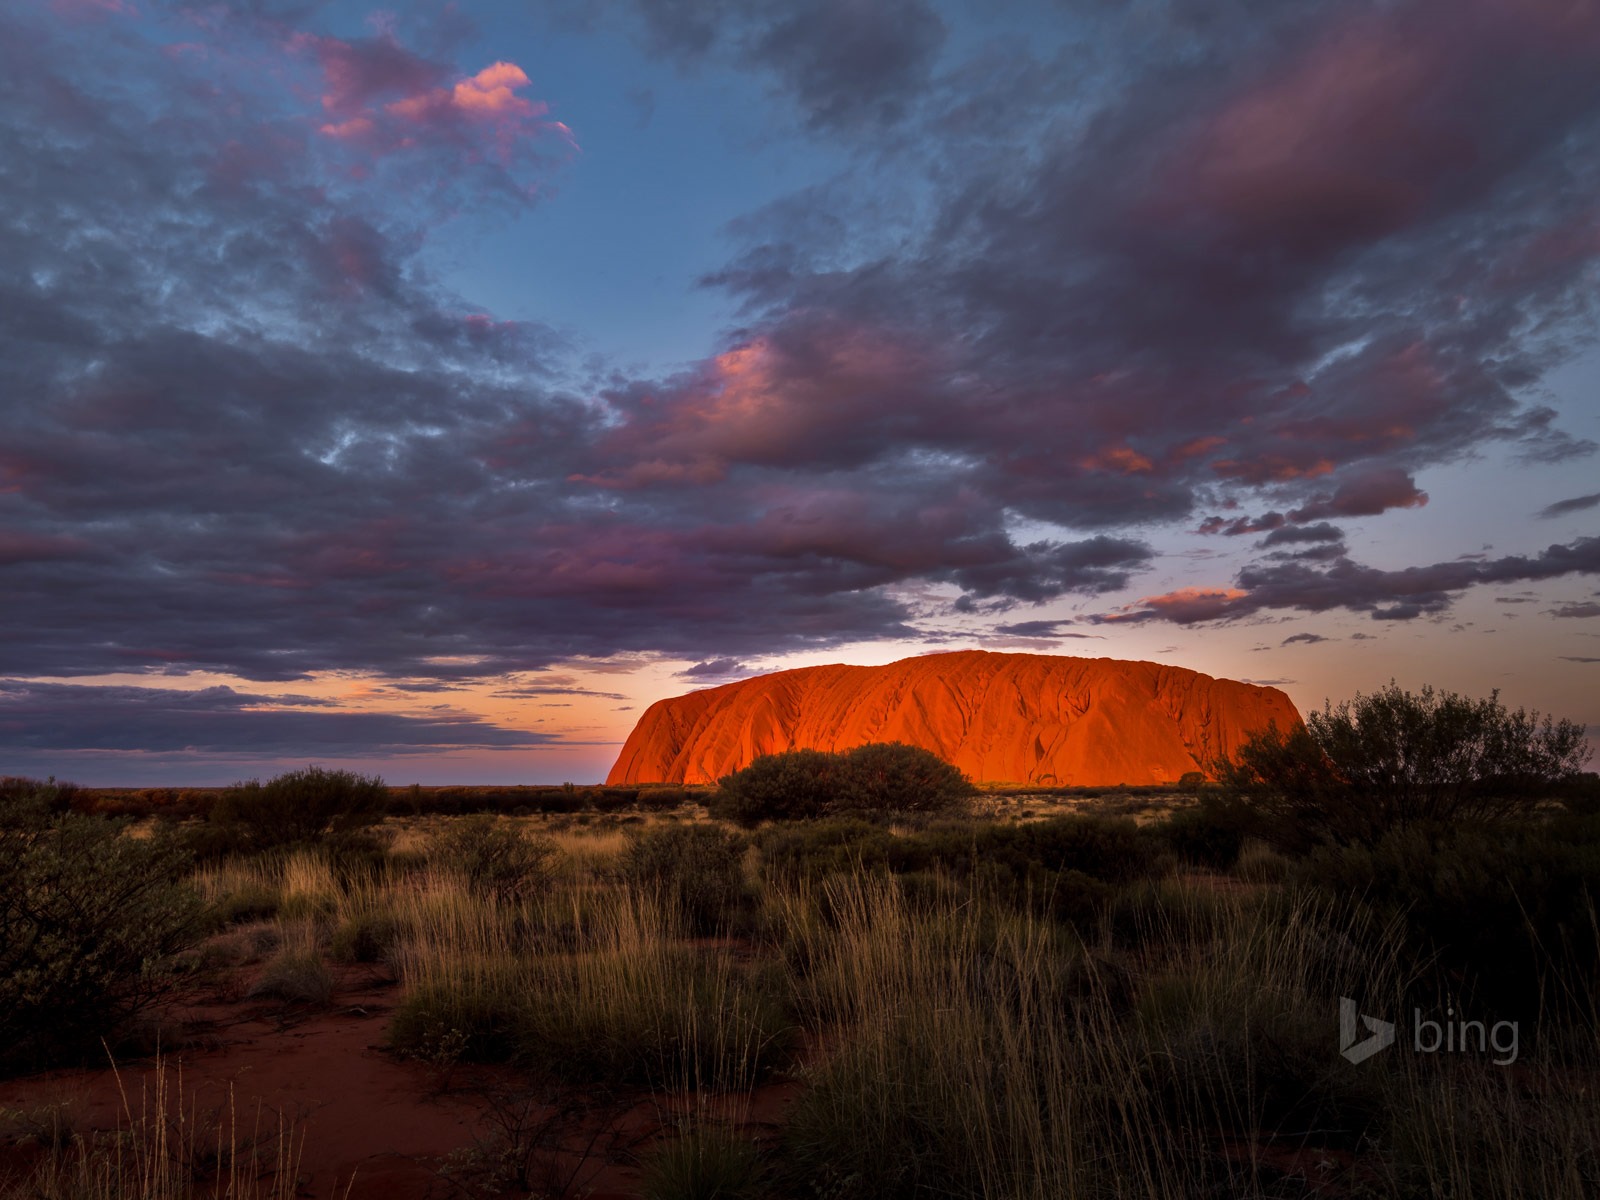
[1218,682,1590,851]
[1297,821,1600,1022]
[210,765,387,853]
[0,783,204,1073]
[1156,794,1254,869]
[714,743,973,825]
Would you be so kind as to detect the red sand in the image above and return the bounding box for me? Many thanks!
[0,962,799,1199]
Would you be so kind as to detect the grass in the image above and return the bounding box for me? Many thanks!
[0,1056,303,1200]
[640,1123,765,1200]
[16,806,1598,1199]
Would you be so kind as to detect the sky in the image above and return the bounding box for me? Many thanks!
[2,0,1599,787]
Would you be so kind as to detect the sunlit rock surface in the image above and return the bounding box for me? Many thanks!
[607,650,1301,786]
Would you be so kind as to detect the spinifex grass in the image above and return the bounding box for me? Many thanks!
[0,1055,304,1200]
[386,874,793,1088]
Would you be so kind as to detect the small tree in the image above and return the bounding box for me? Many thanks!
[210,765,387,852]
[1218,682,1591,851]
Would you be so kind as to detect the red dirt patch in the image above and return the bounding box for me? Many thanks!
[0,961,797,1199]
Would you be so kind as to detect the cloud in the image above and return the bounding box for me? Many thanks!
[1093,537,1600,626]
[578,0,946,132]
[1561,656,1600,664]
[1550,601,1600,618]
[1288,467,1428,523]
[1539,491,1600,519]
[676,658,758,681]
[6,0,1600,713]
[1261,522,1345,547]
[1282,632,1330,645]
[0,680,554,755]
[990,620,1103,639]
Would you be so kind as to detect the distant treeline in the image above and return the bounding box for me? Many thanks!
[6,779,707,821]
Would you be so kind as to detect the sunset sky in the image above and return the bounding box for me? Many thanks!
[3,0,1599,786]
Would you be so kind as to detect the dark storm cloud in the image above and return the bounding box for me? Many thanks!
[0,681,554,755]
[578,0,1600,557]
[1539,492,1600,518]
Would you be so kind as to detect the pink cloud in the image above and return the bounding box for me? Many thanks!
[297,32,447,118]
[304,48,570,171]
[582,327,939,489]
[1100,587,1252,624]
[1149,0,1600,258]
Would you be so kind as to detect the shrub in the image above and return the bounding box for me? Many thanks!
[712,749,843,825]
[209,766,386,853]
[1156,794,1254,870]
[638,787,693,812]
[835,742,977,815]
[1218,684,1591,851]
[620,825,749,933]
[714,743,973,826]
[331,910,401,963]
[0,795,205,1073]
[248,950,335,1005]
[1296,822,1600,1022]
[429,816,559,904]
[758,819,897,882]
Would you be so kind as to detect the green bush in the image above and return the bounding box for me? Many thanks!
[758,819,897,881]
[620,825,750,934]
[713,743,973,826]
[0,793,206,1073]
[209,765,386,854]
[429,816,559,904]
[834,742,977,815]
[712,749,844,824]
[1218,683,1590,851]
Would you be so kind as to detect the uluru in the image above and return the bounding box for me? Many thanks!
[607,650,1301,787]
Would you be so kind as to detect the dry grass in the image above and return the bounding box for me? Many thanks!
[0,1056,303,1200]
[166,813,1600,1200]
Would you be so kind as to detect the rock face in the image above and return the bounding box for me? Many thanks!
[607,650,1301,787]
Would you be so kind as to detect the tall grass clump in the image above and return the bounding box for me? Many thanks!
[620,823,751,934]
[387,883,791,1089]
[428,815,559,904]
[0,1056,303,1200]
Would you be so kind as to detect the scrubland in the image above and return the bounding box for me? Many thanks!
[3,694,1599,1199]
